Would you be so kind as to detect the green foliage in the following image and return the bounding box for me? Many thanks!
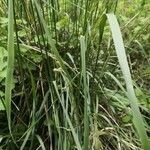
[0,47,7,82]
[0,0,149,149]
[107,13,149,149]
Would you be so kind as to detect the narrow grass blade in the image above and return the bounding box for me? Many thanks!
[106,13,150,150]
[80,36,90,150]
[33,0,71,80]
[105,72,126,93]
[53,81,82,150]
[36,135,46,150]
[5,0,14,132]
[20,128,32,150]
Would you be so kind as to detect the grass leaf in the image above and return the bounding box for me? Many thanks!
[106,13,150,150]
[5,0,14,132]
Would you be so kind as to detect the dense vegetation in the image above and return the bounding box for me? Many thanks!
[0,0,149,149]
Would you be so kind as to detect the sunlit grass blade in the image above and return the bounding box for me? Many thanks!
[106,13,150,150]
[5,0,14,132]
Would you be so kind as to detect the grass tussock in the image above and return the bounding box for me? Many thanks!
[0,0,149,149]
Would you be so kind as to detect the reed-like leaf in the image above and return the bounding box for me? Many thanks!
[106,13,150,150]
[53,81,82,150]
[5,0,14,132]
[80,36,90,150]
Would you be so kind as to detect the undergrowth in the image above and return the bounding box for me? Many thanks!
[0,0,149,149]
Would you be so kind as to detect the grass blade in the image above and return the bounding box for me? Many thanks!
[106,13,150,150]
[53,81,82,150]
[36,135,46,150]
[80,36,90,150]
[5,0,14,132]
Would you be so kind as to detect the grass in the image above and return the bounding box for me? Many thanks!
[107,13,149,150]
[0,0,149,149]
[5,0,14,133]
[80,36,90,150]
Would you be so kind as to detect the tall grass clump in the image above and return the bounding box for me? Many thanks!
[0,0,149,149]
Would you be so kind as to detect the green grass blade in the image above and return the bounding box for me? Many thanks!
[33,0,69,77]
[80,36,90,150]
[5,0,14,132]
[106,13,150,150]
[53,81,82,150]
[20,128,32,150]
[36,135,46,150]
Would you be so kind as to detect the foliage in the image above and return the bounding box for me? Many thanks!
[0,0,149,149]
